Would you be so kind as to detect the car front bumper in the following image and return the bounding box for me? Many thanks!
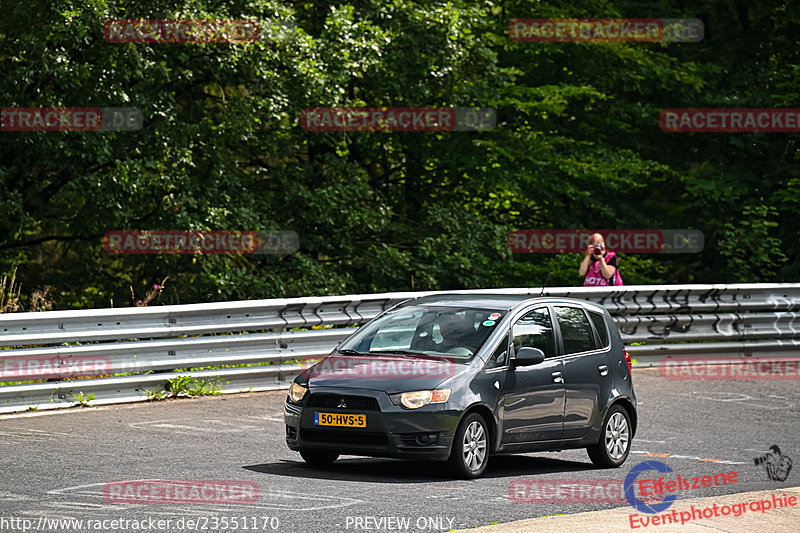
[284,386,461,461]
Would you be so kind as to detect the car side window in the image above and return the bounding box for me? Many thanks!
[485,334,509,369]
[512,308,555,358]
[555,306,597,354]
[588,310,609,348]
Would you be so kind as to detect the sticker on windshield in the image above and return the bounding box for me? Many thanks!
[482,320,496,327]
[488,313,501,320]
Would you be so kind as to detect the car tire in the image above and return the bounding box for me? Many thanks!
[447,412,489,479]
[300,451,339,466]
[587,404,631,468]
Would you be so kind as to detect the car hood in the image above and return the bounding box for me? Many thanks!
[302,355,462,393]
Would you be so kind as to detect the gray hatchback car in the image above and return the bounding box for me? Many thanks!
[284,294,637,478]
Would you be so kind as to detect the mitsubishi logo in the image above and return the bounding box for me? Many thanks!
[337,398,347,409]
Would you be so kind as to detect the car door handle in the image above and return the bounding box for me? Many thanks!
[552,372,564,384]
[599,365,609,376]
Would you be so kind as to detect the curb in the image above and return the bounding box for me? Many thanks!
[457,486,800,533]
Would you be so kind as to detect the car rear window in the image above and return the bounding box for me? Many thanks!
[588,310,610,348]
[555,306,597,354]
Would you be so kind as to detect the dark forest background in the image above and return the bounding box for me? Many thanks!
[0,0,797,310]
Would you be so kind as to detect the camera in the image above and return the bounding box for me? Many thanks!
[592,243,604,255]
[754,445,782,466]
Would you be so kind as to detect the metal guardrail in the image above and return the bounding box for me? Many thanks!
[1,283,799,414]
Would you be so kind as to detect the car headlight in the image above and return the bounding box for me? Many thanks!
[289,382,308,403]
[400,389,451,409]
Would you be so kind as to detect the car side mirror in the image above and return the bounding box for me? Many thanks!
[513,347,546,367]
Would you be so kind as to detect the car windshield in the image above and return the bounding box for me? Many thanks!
[337,305,505,363]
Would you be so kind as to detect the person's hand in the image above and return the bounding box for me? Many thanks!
[585,245,595,257]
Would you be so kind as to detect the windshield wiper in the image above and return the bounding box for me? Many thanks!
[369,349,423,357]
[369,350,452,362]
[336,349,368,356]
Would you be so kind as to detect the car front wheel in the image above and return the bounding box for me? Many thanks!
[587,404,631,468]
[447,413,489,479]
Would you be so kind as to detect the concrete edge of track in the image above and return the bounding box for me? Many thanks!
[456,485,800,533]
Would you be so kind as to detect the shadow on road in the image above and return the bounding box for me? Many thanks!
[244,454,597,483]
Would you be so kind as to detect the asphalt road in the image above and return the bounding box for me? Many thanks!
[1,368,798,533]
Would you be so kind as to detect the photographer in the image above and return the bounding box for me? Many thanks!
[578,233,620,286]
[754,445,793,482]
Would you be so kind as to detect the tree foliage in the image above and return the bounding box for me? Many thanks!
[0,0,797,309]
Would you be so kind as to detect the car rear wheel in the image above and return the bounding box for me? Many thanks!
[587,405,631,468]
[447,413,489,479]
[300,451,339,466]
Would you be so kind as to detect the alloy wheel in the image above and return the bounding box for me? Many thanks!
[605,412,629,460]
[462,420,487,471]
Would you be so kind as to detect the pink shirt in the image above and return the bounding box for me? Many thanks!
[583,252,619,286]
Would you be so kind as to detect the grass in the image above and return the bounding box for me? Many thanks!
[70,392,95,407]
[145,375,221,401]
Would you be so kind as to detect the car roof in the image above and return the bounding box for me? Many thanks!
[406,293,607,313]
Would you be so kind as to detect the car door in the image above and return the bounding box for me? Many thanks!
[555,305,612,439]
[500,307,565,444]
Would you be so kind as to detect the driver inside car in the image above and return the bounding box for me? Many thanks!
[436,313,476,355]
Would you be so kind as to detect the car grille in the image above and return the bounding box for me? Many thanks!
[302,429,388,446]
[307,394,380,411]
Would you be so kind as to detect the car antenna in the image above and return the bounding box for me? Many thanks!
[539,272,552,296]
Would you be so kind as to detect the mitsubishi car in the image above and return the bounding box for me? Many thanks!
[284,294,637,478]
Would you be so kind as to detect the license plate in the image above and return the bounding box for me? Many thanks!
[314,412,367,428]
